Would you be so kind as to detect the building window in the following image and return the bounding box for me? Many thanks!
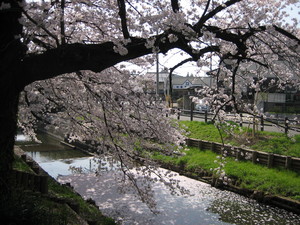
[185,81,189,86]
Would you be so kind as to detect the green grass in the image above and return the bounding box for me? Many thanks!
[153,148,218,171]
[13,154,35,173]
[225,159,300,199]
[251,134,300,157]
[153,147,300,201]
[179,121,300,157]
[179,121,226,142]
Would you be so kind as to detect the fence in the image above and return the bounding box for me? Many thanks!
[11,152,48,194]
[264,102,300,114]
[10,170,48,194]
[186,138,300,172]
[174,108,300,134]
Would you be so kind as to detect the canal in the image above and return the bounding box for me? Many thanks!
[16,133,300,225]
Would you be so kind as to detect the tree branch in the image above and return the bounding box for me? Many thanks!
[60,0,66,45]
[168,58,193,99]
[273,25,300,45]
[18,16,299,93]
[21,8,60,46]
[31,37,53,50]
[17,30,184,87]
[203,25,247,53]
[200,0,211,22]
[230,58,241,112]
[117,0,130,39]
[171,0,179,13]
[20,39,147,87]
[125,0,143,16]
[193,0,242,32]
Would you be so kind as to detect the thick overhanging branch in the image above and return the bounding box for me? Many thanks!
[20,39,149,88]
[19,30,196,89]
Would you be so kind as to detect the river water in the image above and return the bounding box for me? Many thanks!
[16,133,300,225]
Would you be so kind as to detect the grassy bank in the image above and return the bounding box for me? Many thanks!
[172,121,300,200]
[153,147,300,201]
[0,154,115,225]
[179,121,300,157]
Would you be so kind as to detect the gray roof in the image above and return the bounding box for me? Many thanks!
[172,76,215,86]
[146,70,181,82]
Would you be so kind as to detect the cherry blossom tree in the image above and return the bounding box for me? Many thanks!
[1,0,299,198]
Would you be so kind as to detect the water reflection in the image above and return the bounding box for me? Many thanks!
[207,196,300,225]
[15,134,31,142]
[16,133,92,178]
[59,171,231,225]
[24,148,87,162]
[16,133,300,225]
[16,133,120,179]
[59,170,300,225]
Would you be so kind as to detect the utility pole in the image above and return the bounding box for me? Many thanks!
[156,51,159,100]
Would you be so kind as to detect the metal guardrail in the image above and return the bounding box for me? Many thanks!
[171,108,300,134]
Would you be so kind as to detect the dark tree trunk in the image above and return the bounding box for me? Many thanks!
[0,0,24,197]
[0,83,20,195]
